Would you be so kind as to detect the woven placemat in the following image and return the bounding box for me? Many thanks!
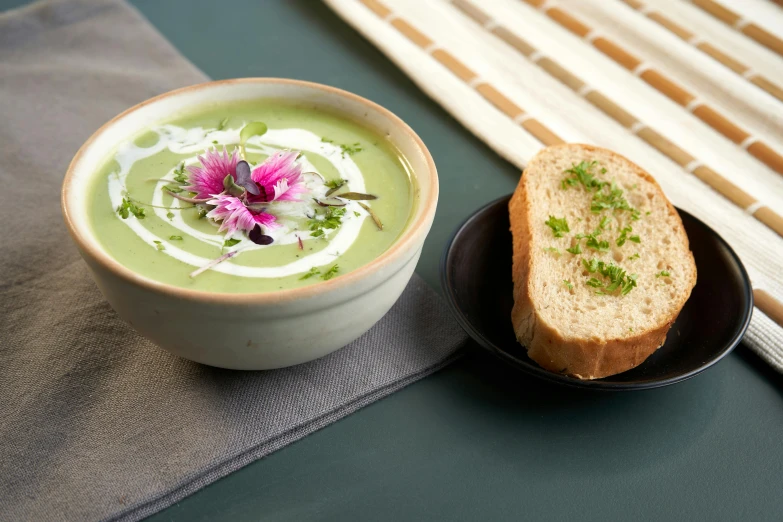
[325,0,783,371]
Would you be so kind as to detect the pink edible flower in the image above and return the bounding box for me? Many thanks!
[206,194,278,237]
[186,148,308,237]
[185,147,238,200]
[249,151,307,203]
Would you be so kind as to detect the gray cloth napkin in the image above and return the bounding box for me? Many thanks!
[0,1,467,520]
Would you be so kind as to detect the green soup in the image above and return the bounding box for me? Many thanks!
[88,100,416,292]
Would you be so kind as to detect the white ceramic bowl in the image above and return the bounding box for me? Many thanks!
[62,78,438,370]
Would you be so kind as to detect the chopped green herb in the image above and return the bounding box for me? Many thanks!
[575,229,608,250]
[325,179,346,197]
[605,277,622,293]
[217,117,229,130]
[562,161,639,219]
[566,243,582,255]
[224,238,241,247]
[166,211,175,220]
[163,185,183,193]
[545,216,570,238]
[598,215,612,230]
[624,274,638,295]
[153,240,165,251]
[583,258,600,273]
[340,142,363,156]
[646,211,652,216]
[354,211,361,217]
[563,280,574,290]
[212,140,218,145]
[585,235,610,252]
[169,235,183,241]
[325,179,343,189]
[586,277,603,288]
[197,207,208,220]
[321,264,340,280]
[321,137,333,143]
[173,162,188,184]
[117,197,145,220]
[309,206,346,237]
[629,253,640,260]
[299,267,321,280]
[656,270,671,278]
[544,247,561,255]
[591,182,639,218]
[325,179,346,190]
[616,225,632,246]
[582,258,637,295]
[561,161,606,191]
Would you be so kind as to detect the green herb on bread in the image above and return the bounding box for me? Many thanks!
[545,216,570,237]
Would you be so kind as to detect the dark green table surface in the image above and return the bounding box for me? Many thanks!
[5,0,782,520]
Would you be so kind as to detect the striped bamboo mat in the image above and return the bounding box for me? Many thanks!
[324,0,783,372]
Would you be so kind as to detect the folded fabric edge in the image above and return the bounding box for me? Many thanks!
[113,348,466,522]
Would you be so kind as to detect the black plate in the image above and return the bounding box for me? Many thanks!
[441,194,753,390]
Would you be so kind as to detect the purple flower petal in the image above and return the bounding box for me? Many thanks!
[235,160,259,195]
[249,224,274,245]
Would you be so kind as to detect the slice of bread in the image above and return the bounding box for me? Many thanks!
[509,144,697,379]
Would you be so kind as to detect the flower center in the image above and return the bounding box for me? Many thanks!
[256,184,270,202]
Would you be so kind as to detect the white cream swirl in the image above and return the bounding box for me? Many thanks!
[107,125,368,278]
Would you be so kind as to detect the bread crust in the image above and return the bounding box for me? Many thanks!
[510,144,696,379]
